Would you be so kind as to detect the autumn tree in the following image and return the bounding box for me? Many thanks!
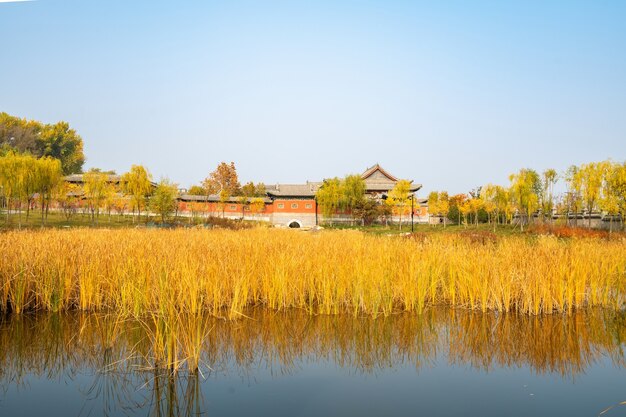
[121,165,153,222]
[574,161,607,228]
[509,169,540,231]
[35,157,63,224]
[316,177,342,225]
[428,191,450,227]
[606,162,626,230]
[204,162,241,218]
[564,165,583,226]
[447,194,467,225]
[540,169,558,223]
[150,179,179,223]
[341,174,366,225]
[83,169,109,224]
[352,198,380,226]
[187,185,206,196]
[239,181,265,218]
[386,180,412,230]
[480,185,499,230]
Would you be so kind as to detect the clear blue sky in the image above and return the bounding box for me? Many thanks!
[1,0,625,195]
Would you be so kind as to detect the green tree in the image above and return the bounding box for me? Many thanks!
[150,179,179,223]
[0,112,40,155]
[0,113,85,174]
[37,122,85,174]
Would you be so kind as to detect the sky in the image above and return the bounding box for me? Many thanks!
[1,0,625,195]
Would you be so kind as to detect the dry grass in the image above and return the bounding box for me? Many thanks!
[0,228,624,317]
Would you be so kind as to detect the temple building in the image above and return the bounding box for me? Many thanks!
[179,164,427,227]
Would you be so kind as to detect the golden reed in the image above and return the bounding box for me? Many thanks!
[0,228,624,316]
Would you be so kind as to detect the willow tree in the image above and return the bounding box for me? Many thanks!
[341,174,366,225]
[121,165,153,222]
[564,165,583,226]
[0,152,25,224]
[480,185,500,230]
[35,157,62,224]
[575,161,608,228]
[607,162,626,230]
[83,170,109,224]
[316,177,342,225]
[540,169,558,223]
[509,169,540,231]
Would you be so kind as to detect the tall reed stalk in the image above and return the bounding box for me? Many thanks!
[0,229,624,317]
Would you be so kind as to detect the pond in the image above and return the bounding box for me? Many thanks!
[1,309,625,417]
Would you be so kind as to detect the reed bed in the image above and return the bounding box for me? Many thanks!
[0,228,624,317]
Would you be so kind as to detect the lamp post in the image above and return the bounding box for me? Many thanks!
[411,194,414,233]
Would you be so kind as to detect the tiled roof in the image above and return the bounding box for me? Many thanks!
[64,174,121,183]
[178,194,272,204]
[265,183,321,197]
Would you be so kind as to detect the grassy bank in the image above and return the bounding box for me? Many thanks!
[1,228,624,317]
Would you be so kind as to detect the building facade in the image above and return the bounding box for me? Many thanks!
[179,164,427,227]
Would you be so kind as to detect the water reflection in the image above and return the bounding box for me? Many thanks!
[0,309,625,416]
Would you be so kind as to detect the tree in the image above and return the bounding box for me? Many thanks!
[121,165,153,222]
[204,162,241,218]
[37,122,85,174]
[83,169,109,224]
[448,194,467,225]
[468,198,483,227]
[607,162,626,230]
[480,185,499,230]
[575,161,607,228]
[316,177,342,225]
[1,113,86,174]
[564,165,583,226]
[386,180,412,230]
[540,169,558,223]
[150,179,179,223]
[509,169,540,231]
[341,174,366,225]
[0,152,26,225]
[35,157,62,225]
[352,198,380,226]
[249,197,266,218]
[55,181,80,221]
[187,185,206,196]
[428,191,450,227]
[459,200,472,228]
[0,112,40,155]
